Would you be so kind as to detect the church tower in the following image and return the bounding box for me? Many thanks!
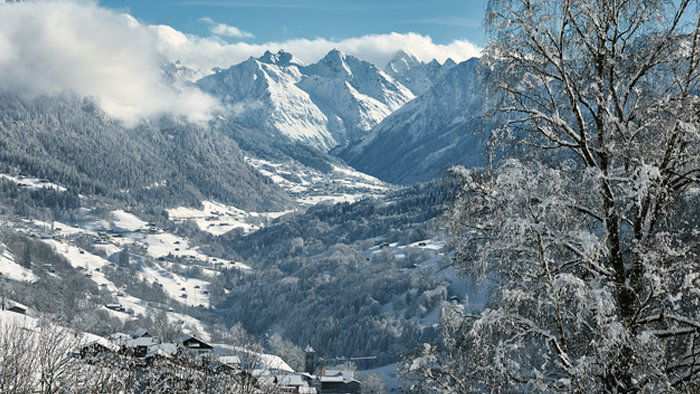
[304,344,316,374]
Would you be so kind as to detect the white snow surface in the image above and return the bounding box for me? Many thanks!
[0,243,37,282]
[140,263,211,307]
[126,231,249,270]
[110,210,148,232]
[168,201,290,236]
[43,239,118,292]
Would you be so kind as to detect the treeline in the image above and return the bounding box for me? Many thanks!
[0,178,80,215]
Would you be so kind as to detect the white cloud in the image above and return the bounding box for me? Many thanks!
[0,0,220,126]
[151,30,481,73]
[199,16,254,38]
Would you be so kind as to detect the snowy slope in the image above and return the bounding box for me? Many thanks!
[245,156,390,206]
[110,210,148,232]
[0,242,37,282]
[0,173,67,192]
[338,57,489,184]
[197,49,414,150]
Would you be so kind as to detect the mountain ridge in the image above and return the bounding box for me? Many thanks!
[197,49,415,151]
[337,57,489,184]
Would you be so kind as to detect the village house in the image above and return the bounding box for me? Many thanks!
[276,373,318,393]
[317,370,361,394]
[301,346,362,394]
[174,334,214,355]
[75,327,364,393]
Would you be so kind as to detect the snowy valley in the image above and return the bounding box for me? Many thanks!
[5,0,695,392]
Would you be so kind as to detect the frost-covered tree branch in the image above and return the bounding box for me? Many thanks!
[408,0,700,392]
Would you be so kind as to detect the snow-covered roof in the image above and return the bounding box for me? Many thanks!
[130,328,151,338]
[215,344,295,373]
[219,355,241,365]
[83,339,121,353]
[125,337,156,348]
[146,343,177,358]
[277,373,309,387]
[319,370,358,383]
[174,334,213,349]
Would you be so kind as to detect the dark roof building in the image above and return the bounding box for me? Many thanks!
[174,335,213,353]
[8,305,27,315]
[130,328,151,338]
[123,336,158,357]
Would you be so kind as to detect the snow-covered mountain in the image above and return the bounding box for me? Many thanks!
[338,57,489,184]
[384,50,456,96]
[161,61,205,85]
[197,49,414,151]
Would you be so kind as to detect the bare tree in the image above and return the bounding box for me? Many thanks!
[267,333,304,371]
[416,0,700,392]
[363,371,388,394]
[34,319,85,394]
[150,311,183,342]
[0,321,39,393]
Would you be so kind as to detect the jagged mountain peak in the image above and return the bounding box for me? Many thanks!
[442,58,457,67]
[386,50,422,74]
[384,52,460,96]
[309,48,355,77]
[325,48,345,59]
[257,49,304,67]
[427,59,441,67]
[310,49,389,79]
[196,48,414,150]
[340,57,487,184]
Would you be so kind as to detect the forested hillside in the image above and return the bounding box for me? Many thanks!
[0,94,291,211]
[214,175,469,366]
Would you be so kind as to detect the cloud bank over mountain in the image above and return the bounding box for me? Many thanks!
[0,0,480,126]
[0,0,220,126]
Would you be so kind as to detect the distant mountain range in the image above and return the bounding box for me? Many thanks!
[196,48,488,185]
[197,49,414,151]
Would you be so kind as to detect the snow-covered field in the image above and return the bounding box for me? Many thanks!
[168,201,290,236]
[126,231,250,270]
[0,173,67,192]
[28,207,249,313]
[140,264,211,307]
[110,210,148,232]
[43,239,118,292]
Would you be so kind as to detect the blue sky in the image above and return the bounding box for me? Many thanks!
[100,0,488,46]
